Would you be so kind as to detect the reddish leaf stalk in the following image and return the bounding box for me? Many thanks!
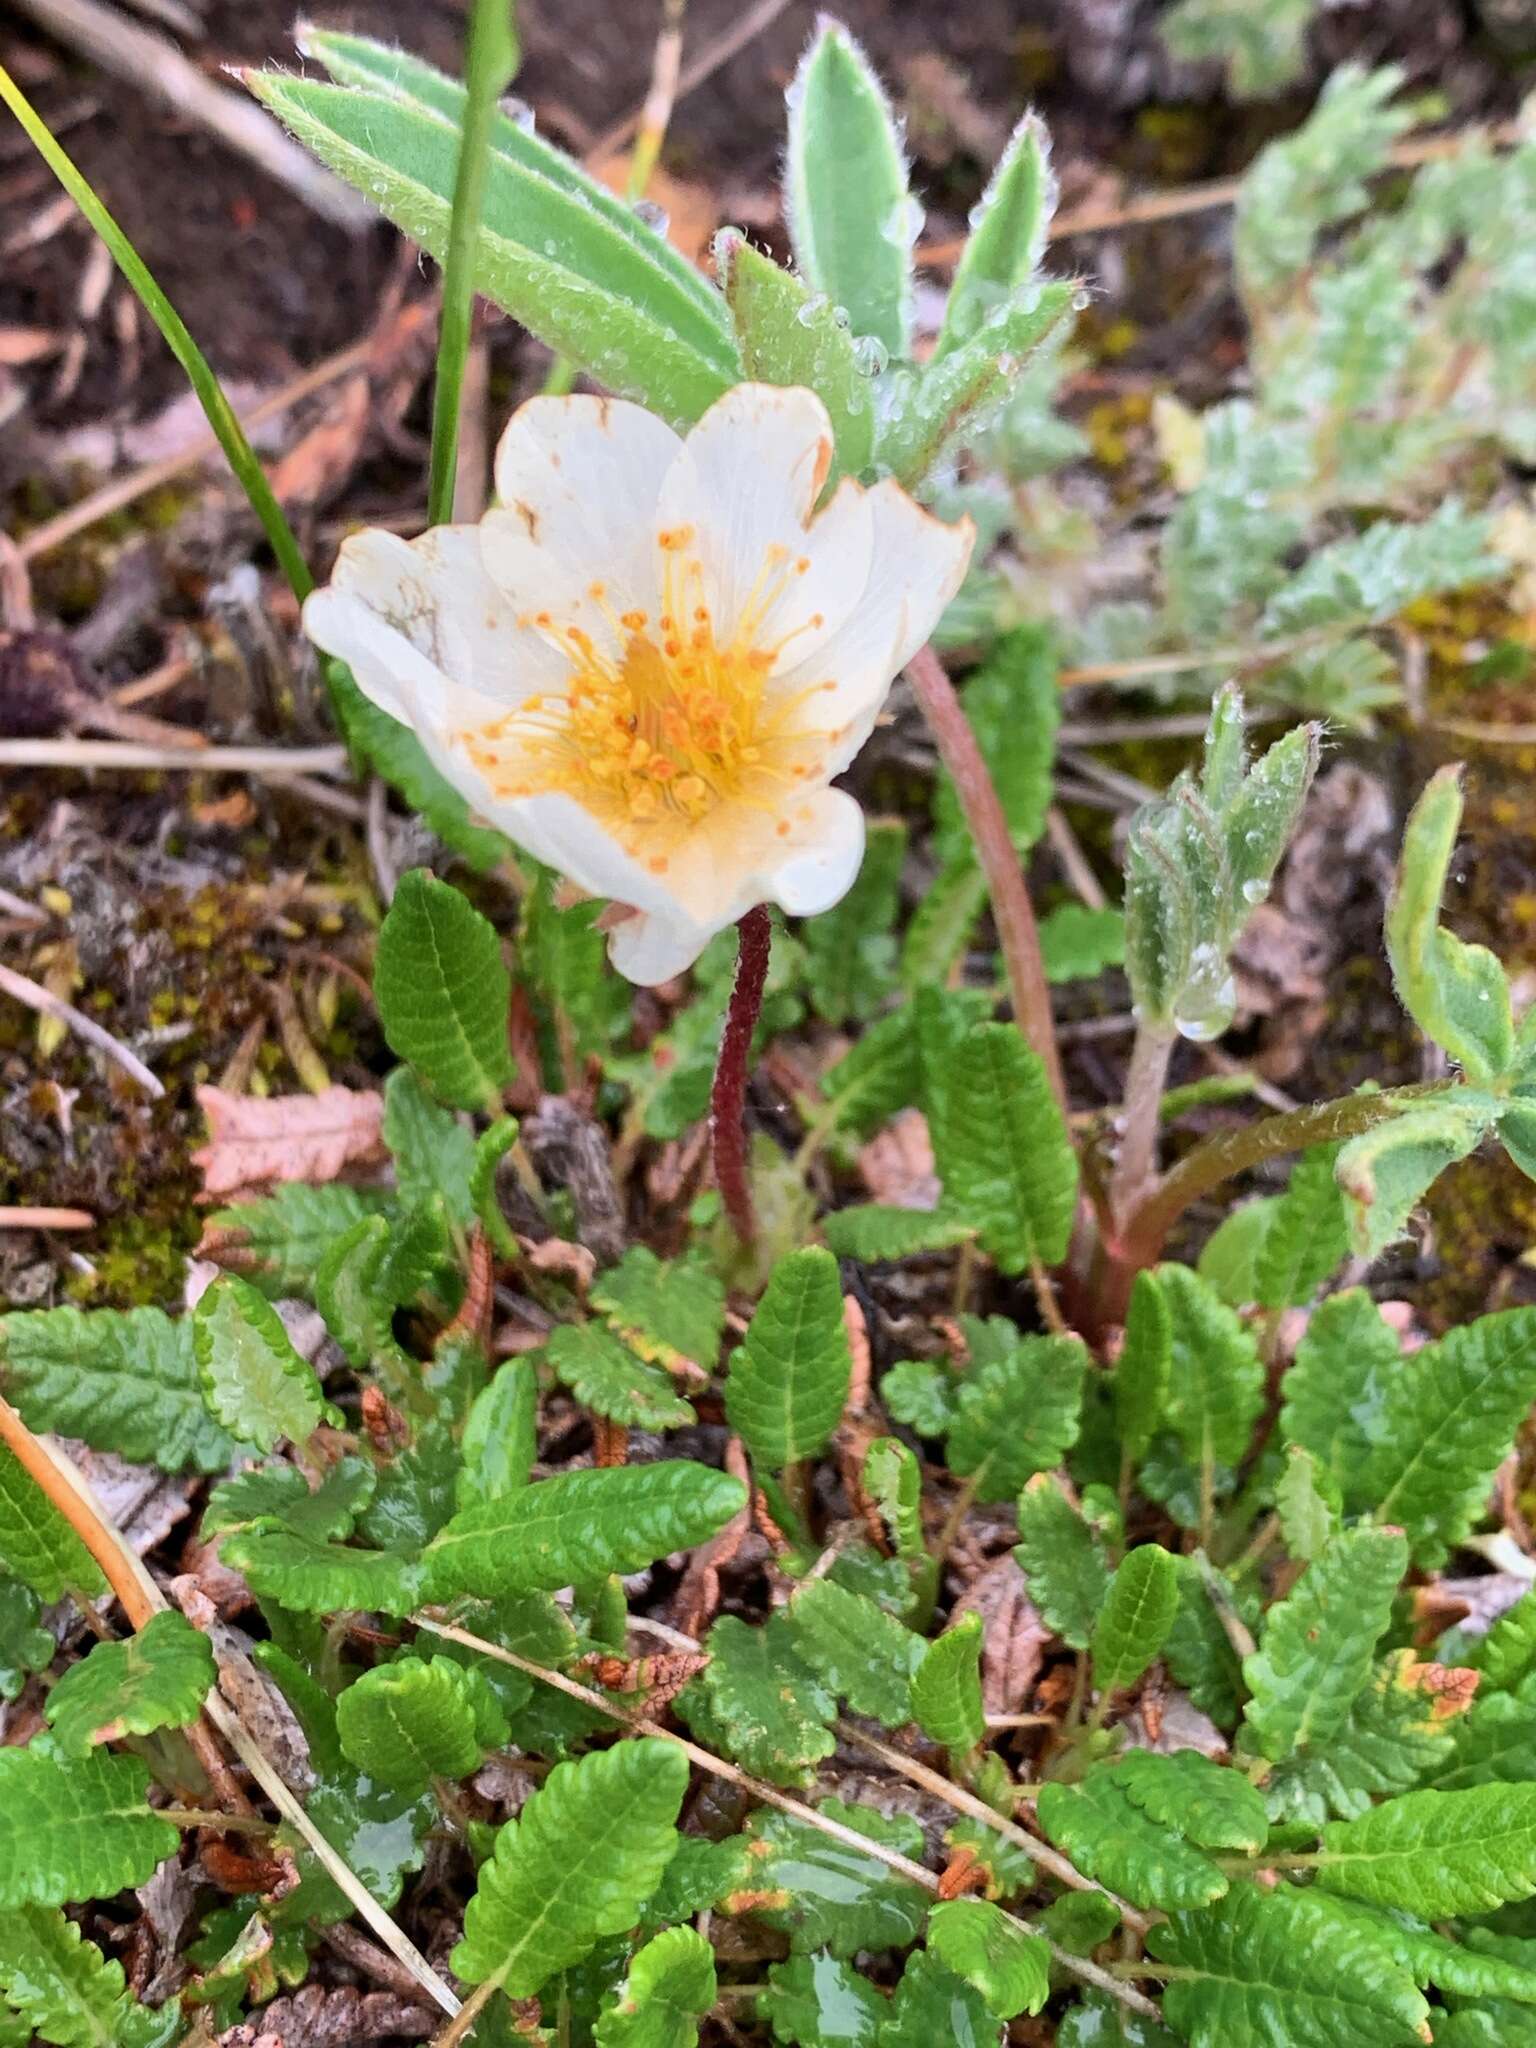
[905,644,1067,1113]
[710,904,772,1244]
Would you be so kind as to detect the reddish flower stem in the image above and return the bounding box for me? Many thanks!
[905,643,1067,1114]
[710,904,772,1245]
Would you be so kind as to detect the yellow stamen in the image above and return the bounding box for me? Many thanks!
[471,540,834,851]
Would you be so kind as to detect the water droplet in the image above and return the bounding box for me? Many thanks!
[852,334,890,376]
[633,200,670,235]
[795,292,830,328]
[832,304,851,330]
[1071,288,1092,312]
[1241,879,1267,905]
[881,195,925,248]
[502,96,537,133]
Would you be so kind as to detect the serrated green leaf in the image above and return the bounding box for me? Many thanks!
[788,1578,923,1727]
[252,75,735,428]
[900,856,988,990]
[1262,504,1499,639]
[1468,1589,1536,1694]
[726,1248,850,1470]
[1196,1197,1277,1306]
[1303,1891,1536,2006]
[1157,1262,1265,1474]
[880,1359,957,1437]
[926,1899,1049,2017]
[0,1576,53,1703]
[1149,1882,1430,2048]
[0,1304,242,1473]
[801,822,905,1025]
[717,232,875,486]
[1121,1750,1268,1852]
[192,1276,332,1454]
[1039,903,1127,984]
[932,626,1061,866]
[1092,1544,1179,1698]
[203,1457,375,1543]
[1276,1445,1342,1563]
[734,1801,928,1957]
[519,869,627,1063]
[0,1905,175,2048]
[784,21,912,360]
[1013,1475,1111,1650]
[1337,1094,1494,1260]
[358,1416,458,1551]
[373,870,513,1112]
[597,1924,716,2048]
[1265,1648,1463,1826]
[823,1205,975,1262]
[1163,1558,1252,1728]
[424,1461,747,1601]
[313,1214,402,1373]
[1356,1304,1536,1564]
[933,1025,1078,1273]
[0,1446,105,1604]
[590,1247,725,1377]
[683,1612,836,1785]
[863,1437,929,1574]
[912,1614,985,1752]
[204,1183,386,1300]
[546,1324,695,1431]
[938,113,1054,359]
[335,1655,495,1794]
[1115,1271,1171,1463]
[458,1362,538,1508]
[219,1522,424,1616]
[1318,1783,1536,1915]
[945,1323,1085,1503]
[1222,721,1322,907]
[44,1610,213,1757]
[1242,1525,1407,1762]
[1057,1990,1179,2047]
[879,1950,1003,2048]
[383,1065,476,1230]
[1253,1144,1351,1307]
[1282,1288,1403,1494]
[0,1750,175,1909]
[454,1739,687,1992]
[759,1950,884,2048]
[1037,1771,1227,1912]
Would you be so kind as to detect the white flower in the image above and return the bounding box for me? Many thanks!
[304,382,973,983]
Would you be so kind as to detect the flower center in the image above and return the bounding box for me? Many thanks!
[464,535,838,870]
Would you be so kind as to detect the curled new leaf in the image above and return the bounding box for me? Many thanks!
[1091,1544,1179,1698]
[193,1275,334,1454]
[912,1613,985,1752]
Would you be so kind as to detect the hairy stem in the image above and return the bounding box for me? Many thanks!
[710,905,772,1244]
[906,644,1067,1113]
[1108,1022,1176,1234]
[1120,1080,1453,1269]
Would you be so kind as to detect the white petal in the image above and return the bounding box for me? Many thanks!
[481,393,680,632]
[656,384,869,662]
[604,788,864,984]
[774,481,975,776]
[306,526,570,718]
[606,906,718,985]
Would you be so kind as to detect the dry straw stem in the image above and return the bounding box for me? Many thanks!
[0,1207,95,1229]
[17,339,372,563]
[0,1395,462,2018]
[0,959,165,1098]
[0,739,349,776]
[415,1615,1162,2021]
[917,116,1526,265]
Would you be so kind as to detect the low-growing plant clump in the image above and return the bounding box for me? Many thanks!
[5,9,1536,2047]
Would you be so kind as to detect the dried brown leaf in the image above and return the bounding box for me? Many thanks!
[191,1084,386,1198]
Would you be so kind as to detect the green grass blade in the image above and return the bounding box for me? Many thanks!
[427,0,519,527]
[0,62,313,605]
